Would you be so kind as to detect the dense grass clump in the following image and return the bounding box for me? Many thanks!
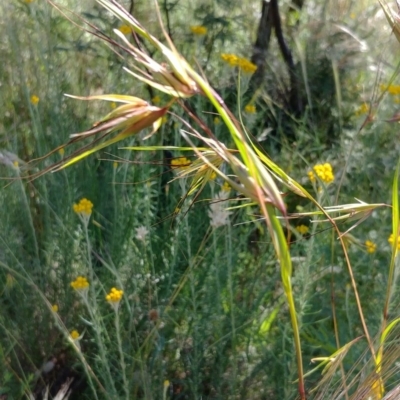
[2,1,400,399]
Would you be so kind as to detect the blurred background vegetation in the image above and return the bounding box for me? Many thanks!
[1,0,400,399]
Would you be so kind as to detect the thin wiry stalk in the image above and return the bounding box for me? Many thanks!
[114,310,129,400]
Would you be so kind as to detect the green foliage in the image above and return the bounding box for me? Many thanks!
[2,0,400,399]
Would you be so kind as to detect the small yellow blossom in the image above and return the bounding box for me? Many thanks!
[70,330,80,340]
[296,225,309,235]
[309,163,334,184]
[13,160,19,168]
[58,147,65,156]
[30,95,39,105]
[161,115,168,124]
[355,103,368,116]
[245,104,256,114]
[210,171,217,180]
[365,240,377,254]
[388,234,400,251]
[171,157,191,169]
[51,304,59,312]
[381,84,400,95]
[221,54,257,73]
[152,95,161,104]
[222,181,231,192]
[118,25,131,35]
[308,170,316,183]
[190,25,207,35]
[113,161,118,169]
[106,288,124,310]
[221,53,239,67]
[106,287,124,303]
[110,102,117,109]
[70,276,89,291]
[237,58,257,74]
[5,274,16,290]
[163,380,170,397]
[214,117,221,125]
[73,198,93,216]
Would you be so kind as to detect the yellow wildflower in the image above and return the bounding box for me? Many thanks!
[222,181,231,192]
[118,25,131,35]
[309,163,334,184]
[365,240,377,254]
[110,102,117,109]
[214,117,221,125]
[58,147,65,156]
[296,225,309,235]
[106,287,124,311]
[171,157,191,169]
[190,25,207,35]
[163,380,170,398]
[245,104,256,114]
[355,103,368,116]
[30,95,39,105]
[210,171,217,180]
[113,161,118,169]
[152,95,161,104]
[70,330,80,340]
[13,160,19,169]
[51,304,59,312]
[221,54,257,73]
[106,287,124,303]
[221,53,239,67]
[381,84,400,95]
[237,58,257,74]
[388,234,400,251]
[5,274,16,289]
[73,198,93,216]
[70,276,89,291]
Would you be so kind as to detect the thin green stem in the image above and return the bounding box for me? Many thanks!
[115,309,129,400]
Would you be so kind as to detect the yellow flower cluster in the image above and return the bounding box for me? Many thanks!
[222,181,231,192]
[365,240,377,254]
[118,25,132,35]
[70,330,80,340]
[308,163,334,184]
[221,54,257,74]
[190,25,207,35]
[30,95,39,105]
[70,276,89,291]
[388,234,400,250]
[244,104,256,114]
[152,95,161,104]
[73,198,93,215]
[296,225,309,235]
[171,157,191,169]
[51,304,59,312]
[380,84,400,95]
[106,287,124,303]
[355,103,368,116]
